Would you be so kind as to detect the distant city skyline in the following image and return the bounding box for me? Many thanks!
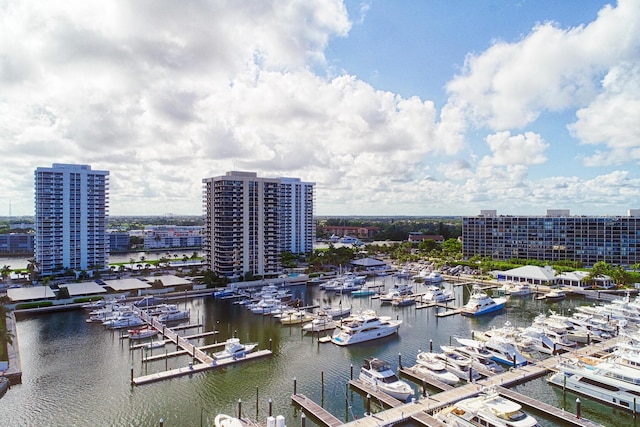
[2,1,639,217]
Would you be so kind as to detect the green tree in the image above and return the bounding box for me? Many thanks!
[0,296,14,346]
[0,265,11,282]
[610,265,630,287]
[26,258,40,283]
[441,239,462,256]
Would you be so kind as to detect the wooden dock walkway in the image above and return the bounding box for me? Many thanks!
[291,394,343,427]
[132,349,272,385]
[348,379,404,408]
[496,386,603,427]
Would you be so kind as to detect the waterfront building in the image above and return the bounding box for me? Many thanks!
[463,209,640,267]
[143,225,203,250]
[0,233,34,255]
[107,231,130,252]
[279,177,315,254]
[202,171,315,280]
[34,164,109,277]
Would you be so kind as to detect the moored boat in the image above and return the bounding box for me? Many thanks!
[302,312,337,333]
[435,386,541,427]
[358,358,413,402]
[212,338,258,360]
[128,326,158,340]
[461,285,506,317]
[413,351,460,385]
[331,312,401,346]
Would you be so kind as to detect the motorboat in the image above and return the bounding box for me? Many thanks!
[548,357,640,413]
[471,321,519,342]
[321,304,351,318]
[421,285,452,303]
[516,326,556,355]
[461,285,506,316]
[435,386,541,427]
[394,268,413,279]
[128,326,158,340]
[212,338,258,360]
[391,295,416,307]
[358,358,413,402]
[351,287,375,297]
[0,377,9,399]
[214,414,244,427]
[379,283,414,304]
[538,289,566,301]
[436,347,481,382]
[331,312,401,346]
[497,282,533,297]
[483,336,528,367]
[145,340,166,350]
[249,298,283,315]
[423,271,444,284]
[302,312,337,333]
[413,351,460,385]
[276,309,314,325]
[450,339,504,373]
[156,305,190,323]
[333,279,362,293]
[102,310,144,329]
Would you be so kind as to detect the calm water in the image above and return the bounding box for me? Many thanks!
[0,278,636,427]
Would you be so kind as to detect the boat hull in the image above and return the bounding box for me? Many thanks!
[461,302,506,317]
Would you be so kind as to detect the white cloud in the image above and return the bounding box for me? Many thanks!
[482,131,548,166]
[443,0,640,130]
[570,62,640,166]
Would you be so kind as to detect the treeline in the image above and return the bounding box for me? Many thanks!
[317,216,462,241]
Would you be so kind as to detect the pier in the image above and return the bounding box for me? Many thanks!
[292,338,620,427]
[129,308,272,386]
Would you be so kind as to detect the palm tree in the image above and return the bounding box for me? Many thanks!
[26,258,40,284]
[1,265,11,282]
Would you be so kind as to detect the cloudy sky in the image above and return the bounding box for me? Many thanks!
[2,0,640,217]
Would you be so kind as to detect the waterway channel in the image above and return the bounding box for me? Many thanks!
[0,277,636,427]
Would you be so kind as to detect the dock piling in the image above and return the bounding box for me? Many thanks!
[130,366,134,384]
[365,394,371,416]
[398,353,402,369]
[429,339,433,352]
[237,398,242,419]
[256,386,259,418]
[576,398,581,419]
[350,364,353,380]
[269,398,273,417]
[301,413,306,427]
[293,377,297,395]
[159,418,163,427]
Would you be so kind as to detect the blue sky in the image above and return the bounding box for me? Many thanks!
[1,0,639,217]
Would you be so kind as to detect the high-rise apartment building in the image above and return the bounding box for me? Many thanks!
[35,164,109,276]
[463,209,640,267]
[202,171,315,280]
[279,177,315,254]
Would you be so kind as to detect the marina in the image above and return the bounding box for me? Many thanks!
[1,277,639,426]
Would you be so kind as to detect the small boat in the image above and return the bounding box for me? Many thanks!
[461,285,506,316]
[351,288,375,297]
[538,289,566,301]
[276,310,314,325]
[358,358,413,402]
[391,295,416,307]
[483,336,528,367]
[128,326,158,340]
[423,271,444,284]
[321,305,351,318]
[0,377,9,398]
[435,386,540,427]
[379,283,414,304]
[156,305,190,323]
[436,347,481,382]
[214,414,244,427]
[212,338,258,360]
[302,312,337,333]
[413,351,460,385]
[145,340,166,350]
[421,285,452,303]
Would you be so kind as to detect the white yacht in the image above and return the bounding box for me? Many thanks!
[517,326,557,355]
[435,386,541,427]
[275,309,314,325]
[450,341,504,374]
[437,347,481,382]
[331,312,401,346]
[423,271,444,284]
[497,282,533,297]
[548,357,640,413]
[421,285,452,303]
[156,305,190,323]
[379,283,414,304]
[461,285,507,316]
[483,336,528,367]
[358,358,413,402]
[413,351,460,385]
[212,338,258,360]
[302,312,337,333]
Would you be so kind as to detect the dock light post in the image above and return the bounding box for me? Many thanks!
[576,398,581,419]
[237,399,242,419]
[269,398,273,417]
[159,418,164,427]
[365,394,371,416]
[301,413,306,427]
